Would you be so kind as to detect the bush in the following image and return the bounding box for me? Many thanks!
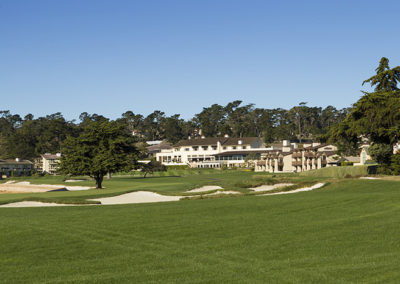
[390,154,400,175]
[299,166,369,178]
[166,165,189,170]
[340,161,354,166]
[369,143,393,166]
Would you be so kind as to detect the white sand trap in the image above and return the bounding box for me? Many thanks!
[359,177,381,180]
[250,183,294,192]
[65,179,86,182]
[90,191,182,205]
[15,181,31,185]
[0,183,91,193]
[0,201,76,208]
[261,183,325,196]
[204,190,241,196]
[186,185,223,193]
[64,186,91,191]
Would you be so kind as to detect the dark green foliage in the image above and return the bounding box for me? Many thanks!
[390,153,400,175]
[60,120,138,188]
[369,143,393,166]
[140,159,166,178]
[329,57,400,160]
[363,57,400,92]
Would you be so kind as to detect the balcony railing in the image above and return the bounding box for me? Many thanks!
[304,152,316,158]
[292,152,302,158]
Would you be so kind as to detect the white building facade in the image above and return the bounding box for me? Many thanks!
[156,137,268,168]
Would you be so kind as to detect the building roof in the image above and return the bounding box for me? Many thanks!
[0,159,33,165]
[221,137,260,146]
[146,143,173,153]
[174,137,261,147]
[41,154,61,159]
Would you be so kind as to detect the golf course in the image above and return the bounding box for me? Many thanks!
[1,168,400,283]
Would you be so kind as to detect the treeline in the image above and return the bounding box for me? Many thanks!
[0,102,349,160]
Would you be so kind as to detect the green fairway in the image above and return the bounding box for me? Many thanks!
[0,170,316,205]
[1,176,400,283]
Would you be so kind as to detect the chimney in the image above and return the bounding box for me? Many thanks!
[238,140,243,145]
[224,134,229,138]
[56,153,62,157]
[201,135,205,139]
[188,136,191,140]
[15,158,20,162]
[283,140,290,147]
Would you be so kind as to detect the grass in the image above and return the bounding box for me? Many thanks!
[0,170,324,205]
[0,177,400,283]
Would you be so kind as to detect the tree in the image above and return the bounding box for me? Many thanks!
[363,57,400,92]
[60,120,138,188]
[329,57,400,157]
[369,143,393,166]
[140,159,166,178]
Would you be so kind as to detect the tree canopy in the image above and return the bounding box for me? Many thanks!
[59,120,138,188]
[329,57,400,157]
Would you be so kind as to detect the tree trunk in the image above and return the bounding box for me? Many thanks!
[95,174,104,189]
[107,171,111,179]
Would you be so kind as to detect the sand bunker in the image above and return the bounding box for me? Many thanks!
[0,182,91,193]
[65,179,87,182]
[250,183,294,192]
[186,185,223,193]
[0,201,76,208]
[90,191,182,205]
[359,177,381,180]
[261,183,325,196]
[204,190,240,196]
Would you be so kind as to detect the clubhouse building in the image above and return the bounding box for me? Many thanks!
[156,136,339,172]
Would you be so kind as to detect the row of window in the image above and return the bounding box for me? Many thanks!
[182,145,248,151]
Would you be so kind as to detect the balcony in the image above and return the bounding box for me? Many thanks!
[304,152,316,158]
[292,152,302,158]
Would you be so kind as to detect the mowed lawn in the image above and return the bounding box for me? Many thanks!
[0,170,303,205]
[1,178,400,283]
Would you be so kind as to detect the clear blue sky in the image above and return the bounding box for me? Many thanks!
[1,0,399,120]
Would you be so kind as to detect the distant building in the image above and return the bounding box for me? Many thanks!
[255,143,339,173]
[156,136,267,168]
[146,141,173,158]
[0,158,33,178]
[34,153,61,175]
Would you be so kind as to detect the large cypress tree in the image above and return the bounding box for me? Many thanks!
[329,57,400,161]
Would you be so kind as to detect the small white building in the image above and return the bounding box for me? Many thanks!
[34,153,61,175]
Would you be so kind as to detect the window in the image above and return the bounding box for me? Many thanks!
[232,146,236,150]
[211,146,217,150]
[223,147,227,150]
[202,146,208,150]
[242,146,247,149]
[193,146,198,151]
[185,148,190,151]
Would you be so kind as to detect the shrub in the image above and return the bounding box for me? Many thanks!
[299,166,369,178]
[390,154,400,175]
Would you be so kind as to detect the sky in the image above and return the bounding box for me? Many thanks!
[1,0,400,121]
